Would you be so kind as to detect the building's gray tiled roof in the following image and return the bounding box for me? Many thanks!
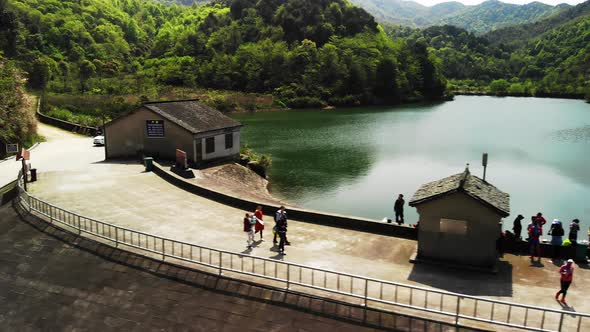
[409,169,510,217]
[144,100,242,134]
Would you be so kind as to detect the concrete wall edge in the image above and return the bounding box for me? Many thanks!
[152,161,418,240]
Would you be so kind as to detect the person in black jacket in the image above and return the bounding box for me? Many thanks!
[513,214,524,240]
[569,219,580,243]
[277,217,288,255]
[549,219,565,261]
[394,194,405,225]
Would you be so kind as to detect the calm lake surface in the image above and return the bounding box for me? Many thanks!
[232,96,590,235]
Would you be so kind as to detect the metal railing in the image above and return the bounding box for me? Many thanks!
[14,177,589,332]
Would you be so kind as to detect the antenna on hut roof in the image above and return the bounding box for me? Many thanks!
[482,153,488,182]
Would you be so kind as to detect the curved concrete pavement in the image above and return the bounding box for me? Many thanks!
[0,123,104,188]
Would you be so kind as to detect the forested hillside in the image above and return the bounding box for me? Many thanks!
[386,10,590,100]
[0,55,37,149]
[0,0,446,111]
[439,0,564,34]
[485,0,590,45]
[349,0,566,34]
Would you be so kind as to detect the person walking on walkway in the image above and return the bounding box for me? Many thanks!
[394,194,405,225]
[273,206,290,245]
[513,214,524,240]
[555,259,574,304]
[528,219,542,262]
[243,213,255,249]
[569,219,580,244]
[254,206,264,240]
[549,219,564,261]
[277,215,288,255]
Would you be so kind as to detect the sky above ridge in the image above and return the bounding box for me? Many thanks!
[412,0,585,6]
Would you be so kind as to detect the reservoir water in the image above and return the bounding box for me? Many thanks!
[232,96,590,235]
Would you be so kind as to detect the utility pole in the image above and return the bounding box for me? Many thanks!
[102,109,108,161]
[482,153,488,182]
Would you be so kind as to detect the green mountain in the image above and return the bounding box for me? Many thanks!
[485,0,590,45]
[386,0,590,99]
[348,0,464,26]
[440,0,566,34]
[0,0,446,110]
[350,0,569,34]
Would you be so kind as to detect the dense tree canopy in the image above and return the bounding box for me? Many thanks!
[0,0,446,108]
[386,13,590,98]
[0,55,37,149]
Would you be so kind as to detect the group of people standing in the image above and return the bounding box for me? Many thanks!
[512,212,582,262]
[513,212,581,305]
[242,205,290,255]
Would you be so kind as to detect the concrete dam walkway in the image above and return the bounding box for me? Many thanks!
[1,203,400,331]
[4,123,590,330]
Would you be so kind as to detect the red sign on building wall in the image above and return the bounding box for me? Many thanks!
[176,149,187,169]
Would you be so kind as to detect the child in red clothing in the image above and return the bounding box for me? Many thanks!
[254,206,264,240]
[555,259,574,304]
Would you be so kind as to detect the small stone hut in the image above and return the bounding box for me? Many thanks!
[409,167,510,268]
[105,100,242,167]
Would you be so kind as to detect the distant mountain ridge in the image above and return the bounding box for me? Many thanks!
[485,0,590,44]
[349,0,570,33]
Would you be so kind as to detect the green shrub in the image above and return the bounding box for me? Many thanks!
[285,97,326,109]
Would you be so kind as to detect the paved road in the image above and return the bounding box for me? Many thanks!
[1,203,395,332]
[0,123,104,188]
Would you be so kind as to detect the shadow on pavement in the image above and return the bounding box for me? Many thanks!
[408,261,513,297]
[8,201,487,332]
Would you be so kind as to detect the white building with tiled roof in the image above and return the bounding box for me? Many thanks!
[105,100,242,167]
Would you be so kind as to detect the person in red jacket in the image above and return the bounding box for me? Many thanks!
[555,259,574,304]
[535,212,547,232]
[254,206,264,240]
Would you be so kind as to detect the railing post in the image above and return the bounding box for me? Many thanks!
[363,279,369,322]
[558,312,564,332]
[27,194,31,213]
[161,238,165,260]
[454,296,461,327]
[286,264,290,290]
[115,227,119,247]
[218,251,222,276]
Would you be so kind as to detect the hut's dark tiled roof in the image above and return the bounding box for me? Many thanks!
[144,100,241,134]
[409,169,510,217]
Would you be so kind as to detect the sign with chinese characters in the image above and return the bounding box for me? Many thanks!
[146,120,165,138]
[6,143,18,154]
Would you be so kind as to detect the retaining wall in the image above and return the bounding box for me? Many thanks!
[152,161,417,239]
[0,181,17,206]
[37,110,98,136]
